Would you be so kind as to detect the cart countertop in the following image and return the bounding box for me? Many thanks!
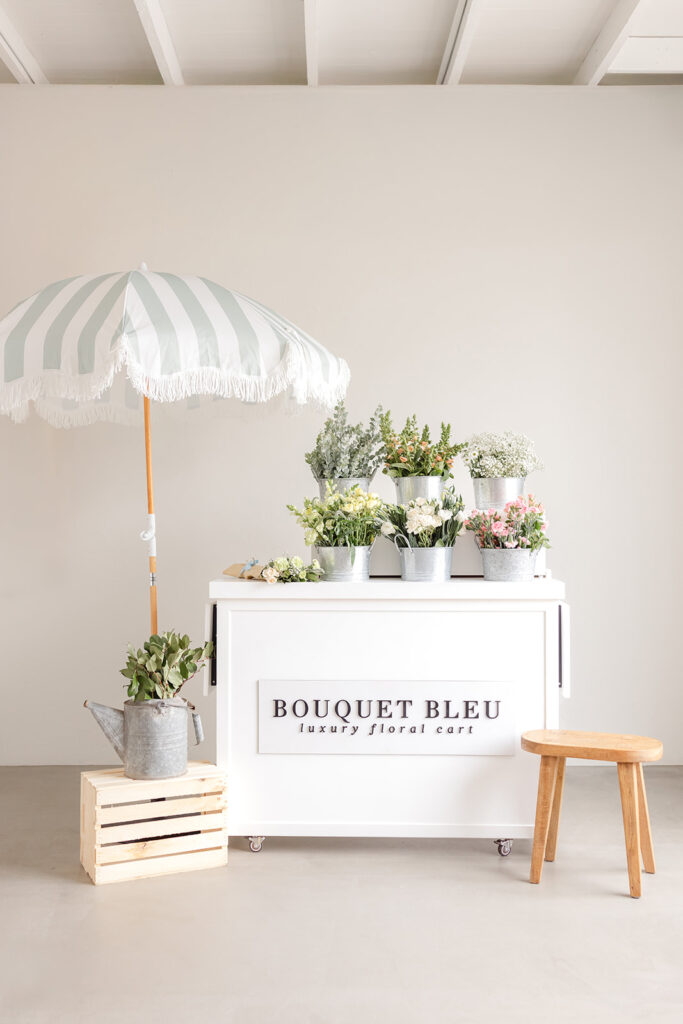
[209,576,566,601]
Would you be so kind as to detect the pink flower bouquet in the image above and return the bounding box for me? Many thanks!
[465,496,550,551]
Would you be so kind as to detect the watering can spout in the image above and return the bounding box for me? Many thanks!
[84,701,125,761]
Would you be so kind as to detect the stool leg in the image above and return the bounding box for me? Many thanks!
[530,755,558,884]
[636,764,655,874]
[545,756,566,862]
[617,762,641,899]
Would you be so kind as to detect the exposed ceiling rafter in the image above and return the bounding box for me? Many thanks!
[0,2,47,83]
[304,0,318,86]
[574,0,643,85]
[438,0,481,85]
[133,0,184,86]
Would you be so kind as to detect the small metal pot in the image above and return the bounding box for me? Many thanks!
[314,545,372,582]
[472,477,525,512]
[399,545,453,582]
[393,476,445,505]
[317,477,372,499]
[480,548,537,582]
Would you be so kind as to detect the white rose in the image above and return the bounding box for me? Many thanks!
[415,497,426,506]
[262,567,279,584]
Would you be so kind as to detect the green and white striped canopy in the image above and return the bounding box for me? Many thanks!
[0,269,350,426]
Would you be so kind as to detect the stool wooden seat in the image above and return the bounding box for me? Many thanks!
[521,729,663,898]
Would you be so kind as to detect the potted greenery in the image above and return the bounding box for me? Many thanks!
[306,401,385,498]
[84,632,213,779]
[463,431,542,511]
[380,412,464,504]
[379,488,467,582]
[465,496,549,581]
[288,484,385,581]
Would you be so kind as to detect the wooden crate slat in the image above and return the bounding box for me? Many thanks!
[95,792,226,825]
[81,762,228,884]
[95,775,224,805]
[96,829,227,865]
[86,762,222,789]
[93,846,228,884]
[97,810,225,844]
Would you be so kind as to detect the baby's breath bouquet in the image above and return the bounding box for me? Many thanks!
[305,402,385,480]
[463,431,542,479]
[261,556,324,584]
[379,489,467,549]
[380,412,464,479]
[288,485,385,547]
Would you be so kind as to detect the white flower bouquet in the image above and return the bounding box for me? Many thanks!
[305,402,385,480]
[288,484,385,547]
[463,431,542,479]
[261,556,324,584]
[379,489,467,548]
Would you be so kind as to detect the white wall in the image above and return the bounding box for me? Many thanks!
[1,85,682,765]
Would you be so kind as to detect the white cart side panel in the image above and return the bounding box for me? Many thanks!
[217,605,554,837]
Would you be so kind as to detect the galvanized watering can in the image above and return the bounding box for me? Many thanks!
[84,698,204,780]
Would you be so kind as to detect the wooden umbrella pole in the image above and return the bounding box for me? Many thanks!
[143,397,158,635]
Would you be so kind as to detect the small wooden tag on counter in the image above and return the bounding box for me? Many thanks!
[223,563,265,581]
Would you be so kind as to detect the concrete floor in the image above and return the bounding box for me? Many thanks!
[0,767,681,1024]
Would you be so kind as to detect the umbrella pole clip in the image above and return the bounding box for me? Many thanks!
[140,513,156,556]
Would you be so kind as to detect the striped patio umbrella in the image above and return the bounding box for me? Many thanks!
[0,267,350,629]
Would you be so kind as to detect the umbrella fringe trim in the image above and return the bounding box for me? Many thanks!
[1,342,350,425]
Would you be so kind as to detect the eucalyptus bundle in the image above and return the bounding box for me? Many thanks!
[305,402,385,479]
[121,632,213,702]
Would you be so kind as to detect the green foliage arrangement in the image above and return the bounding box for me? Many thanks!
[288,484,386,548]
[379,412,464,479]
[121,632,214,702]
[305,402,385,480]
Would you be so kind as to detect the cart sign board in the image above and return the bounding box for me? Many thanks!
[258,680,517,755]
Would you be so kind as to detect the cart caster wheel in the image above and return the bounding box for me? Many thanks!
[495,839,513,857]
[248,836,265,853]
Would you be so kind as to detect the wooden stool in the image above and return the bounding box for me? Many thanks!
[521,730,663,898]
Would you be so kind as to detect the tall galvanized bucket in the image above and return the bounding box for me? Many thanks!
[314,545,372,582]
[123,699,204,780]
[480,548,537,582]
[317,477,371,499]
[394,476,445,505]
[472,477,525,512]
[399,545,453,582]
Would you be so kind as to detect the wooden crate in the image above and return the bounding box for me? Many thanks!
[80,762,228,885]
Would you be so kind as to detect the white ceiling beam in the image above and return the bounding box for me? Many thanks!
[438,0,481,85]
[610,36,683,73]
[133,0,184,86]
[304,0,318,86]
[574,0,643,85]
[0,2,47,83]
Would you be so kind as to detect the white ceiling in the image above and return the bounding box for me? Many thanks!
[0,0,682,87]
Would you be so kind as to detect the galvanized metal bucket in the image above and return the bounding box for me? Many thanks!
[472,477,525,512]
[480,548,537,582]
[317,477,372,499]
[314,545,372,582]
[399,545,453,582]
[123,699,204,780]
[394,475,445,505]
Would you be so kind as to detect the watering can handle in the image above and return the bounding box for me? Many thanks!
[191,711,204,746]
